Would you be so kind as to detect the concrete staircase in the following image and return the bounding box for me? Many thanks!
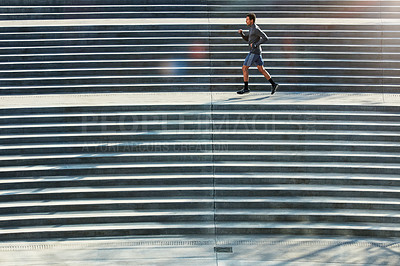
[0,1,399,94]
[0,1,399,242]
[0,0,399,20]
[213,103,400,238]
[1,100,400,240]
[0,104,214,240]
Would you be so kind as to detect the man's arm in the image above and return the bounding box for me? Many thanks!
[238,29,249,42]
[253,27,268,48]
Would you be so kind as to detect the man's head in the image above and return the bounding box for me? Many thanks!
[246,13,256,26]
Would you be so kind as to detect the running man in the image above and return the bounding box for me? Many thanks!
[237,13,279,95]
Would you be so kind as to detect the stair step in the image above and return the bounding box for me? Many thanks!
[217,208,400,217]
[1,174,400,191]
[0,222,215,241]
[216,222,400,237]
[2,120,400,129]
[0,198,215,215]
[0,210,213,229]
[1,152,400,168]
[1,185,400,202]
[216,197,400,210]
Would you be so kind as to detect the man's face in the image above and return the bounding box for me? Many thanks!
[246,16,254,26]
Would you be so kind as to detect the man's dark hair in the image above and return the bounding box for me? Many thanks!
[247,13,256,22]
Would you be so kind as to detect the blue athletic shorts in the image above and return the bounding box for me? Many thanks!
[243,52,264,67]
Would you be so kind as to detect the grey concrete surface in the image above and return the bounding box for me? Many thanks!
[1,235,400,265]
[1,91,399,109]
[1,91,400,265]
[1,4,400,264]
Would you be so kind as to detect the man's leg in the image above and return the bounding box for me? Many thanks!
[242,65,250,90]
[257,65,279,95]
[243,65,250,83]
[237,65,251,94]
[257,65,271,80]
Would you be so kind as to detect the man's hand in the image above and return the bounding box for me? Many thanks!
[238,29,243,34]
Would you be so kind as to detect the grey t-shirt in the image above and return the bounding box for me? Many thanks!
[240,24,269,55]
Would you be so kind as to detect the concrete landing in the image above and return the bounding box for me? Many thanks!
[1,235,400,265]
[1,92,399,109]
